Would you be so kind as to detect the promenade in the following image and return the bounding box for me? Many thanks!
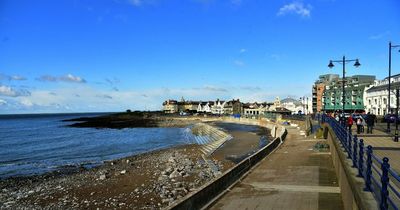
[209,124,344,210]
[351,124,400,175]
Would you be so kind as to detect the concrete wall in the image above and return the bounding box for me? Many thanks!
[324,125,378,210]
[168,118,287,210]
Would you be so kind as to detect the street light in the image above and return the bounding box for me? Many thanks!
[388,41,400,134]
[328,56,361,120]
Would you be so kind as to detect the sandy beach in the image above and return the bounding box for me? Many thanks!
[0,120,270,209]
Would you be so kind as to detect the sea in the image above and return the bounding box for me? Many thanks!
[0,113,196,179]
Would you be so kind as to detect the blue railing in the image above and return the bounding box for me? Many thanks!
[322,114,400,210]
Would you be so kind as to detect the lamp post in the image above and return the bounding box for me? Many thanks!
[388,42,400,133]
[328,56,361,120]
[395,88,399,142]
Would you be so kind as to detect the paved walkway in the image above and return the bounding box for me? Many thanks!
[209,125,344,210]
[350,126,400,175]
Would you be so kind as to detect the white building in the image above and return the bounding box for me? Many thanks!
[210,99,226,115]
[280,97,313,115]
[365,74,400,115]
[243,102,272,116]
[197,101,211,113]
[196,99,226,114]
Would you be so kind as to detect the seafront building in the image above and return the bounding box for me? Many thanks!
[312,74,339,113]
[365,73,400,115]
[223,99,243,115]
[162,97,294,116]
[313,74,375,113]
[280,97,313,115]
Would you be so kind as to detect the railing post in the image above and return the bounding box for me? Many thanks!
[352,136,358,168]
[364,145,373,192]
[347,131,352,159]
[358,139,364,177]
[380,157,390,210]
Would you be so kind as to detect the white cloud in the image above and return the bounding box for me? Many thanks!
[234,60,245,67]
[37,75,58,82]
[0,85,15,96]
[37,74,86,83]
[202,85,228,92]
[0,99,7,105]
[60,74,86,83]
[240,48,247,53]
[277,2,312,18]
[0,85,31,97]
[10,75,27,81]
[96,94,113,99]
[0,74,27,81]
[20,99,34,107]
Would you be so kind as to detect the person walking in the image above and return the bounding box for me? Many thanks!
[356,115,362,134]
[366,112,376,134]
[347,116,353,134]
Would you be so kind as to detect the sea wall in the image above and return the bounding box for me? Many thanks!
[324,125,377,210]
[168,117,287,210]
[190,123,232,156]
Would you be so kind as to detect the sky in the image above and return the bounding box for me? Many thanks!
[0,0,400,114]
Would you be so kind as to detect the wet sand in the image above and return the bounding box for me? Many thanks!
[0,121,270,209]
[211,122,272,162]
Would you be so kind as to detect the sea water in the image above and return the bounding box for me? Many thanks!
[0,113,194,179]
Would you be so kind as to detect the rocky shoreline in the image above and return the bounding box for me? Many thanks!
[0,144,234,209]
[0,117,272,209]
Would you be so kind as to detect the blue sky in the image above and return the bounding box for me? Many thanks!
[0,0,400,113]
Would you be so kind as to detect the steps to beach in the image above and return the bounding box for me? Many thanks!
[191,123,232,156]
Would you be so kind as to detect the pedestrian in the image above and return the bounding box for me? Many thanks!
[356,115,362,134]
[347,116,353,134]
[366,112,376,134]
[361,115,366,133]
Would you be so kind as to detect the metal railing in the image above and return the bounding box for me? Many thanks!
[322,114,400,210]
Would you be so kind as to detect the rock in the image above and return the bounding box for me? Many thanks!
[168,157,176,163]
[126,160,130,164]
[169,170,180,179]
[99,174,106,180]
[166,167,173,173]
[120,170,127,175]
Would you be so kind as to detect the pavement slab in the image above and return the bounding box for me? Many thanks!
[209,125,344,210]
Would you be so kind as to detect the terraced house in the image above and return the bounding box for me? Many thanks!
[365,74,400,115]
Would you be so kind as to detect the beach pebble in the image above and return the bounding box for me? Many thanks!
[120,170,127,175]
[169,170,180,179]
[99,174,106,180]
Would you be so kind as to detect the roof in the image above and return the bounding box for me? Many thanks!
[366,81,400,92]
[280,98,302,105]
[273,107,292,113]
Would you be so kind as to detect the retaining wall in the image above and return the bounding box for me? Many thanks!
[168,117,287,210]
[324,125,378,210]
